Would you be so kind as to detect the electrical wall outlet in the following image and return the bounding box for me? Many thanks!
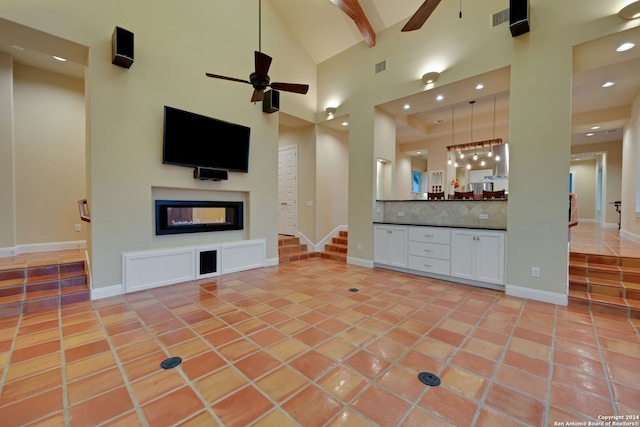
[357,244,362,251]
[531,267,540,277]
[479,214,489,220]
[74,224,82,232]
[397,212,405,217]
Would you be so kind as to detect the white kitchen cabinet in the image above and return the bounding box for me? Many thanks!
[373,225,408,267]
[407,226,451,275]
[451,229,505,285]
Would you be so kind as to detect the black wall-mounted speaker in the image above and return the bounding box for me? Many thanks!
[112,26,134,68]
[510,0,530,37]
[262,90,280,114]
[193,167,228,181]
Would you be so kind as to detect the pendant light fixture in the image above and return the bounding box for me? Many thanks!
[448,106,454,165]
[492,97,500,161]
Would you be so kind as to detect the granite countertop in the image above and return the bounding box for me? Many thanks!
[373,222,507,231]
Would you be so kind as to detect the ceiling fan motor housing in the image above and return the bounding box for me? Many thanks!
[250,72,269,91]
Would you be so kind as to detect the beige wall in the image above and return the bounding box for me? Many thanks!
[317,0,638,296]
[316,125,348,241]
[0,52,14,248]
[13,63,86,245]
[622,92,640,236]
[570,159,597,220]
[572,141,622,226]
[0,1,316,288]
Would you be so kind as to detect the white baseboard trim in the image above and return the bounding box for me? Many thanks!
[505,284,568,306]
[0,247,16,258]
[620,229,640,244]
[603,222,619,229]
[264,257,279,267]
[577,218,597,223]
[91,284,124,300]
[347,256,373,268]
[0,240,87,258]
[297,232,315,251]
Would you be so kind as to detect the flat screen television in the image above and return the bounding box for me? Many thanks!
[163,106,250,173]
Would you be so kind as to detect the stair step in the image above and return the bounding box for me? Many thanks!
[325,243,347,253]
[0,257,89,318]
[318,251,347,262]
[278,243,308,254]
[279,251,318,263]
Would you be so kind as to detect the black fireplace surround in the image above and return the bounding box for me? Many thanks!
[155,200,243,235]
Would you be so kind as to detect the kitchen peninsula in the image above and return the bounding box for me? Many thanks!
[373,198,507,290]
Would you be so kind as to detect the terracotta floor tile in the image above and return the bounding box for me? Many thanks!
[0,367,62,407]
[318,365,369,402]
[316,337,358,361]
[100,410,144,427]
[234,350,282,380]
[451,349,498,378]
[494,364,548,400]
[553,364,610,397]
[294,326,332,347]
[378,365,428,401]
[266,337,309,361]
[343,349,390,379]
[364,336,407,362]
[180,350,226,381]
[352,384,412,426]
[217,338,260,361]
[167,337,210,359]
[418,385,479,426]
[397,349,444,376]
[5,352,61,382]
[413,336,456,361]
[502,349,550,377]
[400,407,454,427]
[130,368,188,405]
[256,365,308,402]
[69,386,133,426]
[141,386,205,426]
[212,385,274,427]
[326,409,372,427]
[0,387,63,427]
[66,351,118,381]
[484,383,545,426]
[550,382,615,420]
[10,339,60,363]
[290,349,337,380]
[67,366,126,405]
[441,365,488,400]
[64,338,110,363]
[252,409,297,427]
[194,365,248,403]
[282,384,342,427]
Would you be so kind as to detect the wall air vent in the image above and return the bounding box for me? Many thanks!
[606,129,619,134]
[492,8,510,27]
[375,60,387,74]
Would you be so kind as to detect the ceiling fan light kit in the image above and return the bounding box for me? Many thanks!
[421,72,440,84]
[205,0,309,108]
[618,1,640,19]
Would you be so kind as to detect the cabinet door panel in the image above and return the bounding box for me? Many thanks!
[450,230,475,280]
[475,231,505,284]
[373,226,391,264]
[389,227,408,267]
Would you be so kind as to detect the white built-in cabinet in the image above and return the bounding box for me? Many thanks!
[373,224,505,287]
[450,229,505,285]
[373,225,407,268]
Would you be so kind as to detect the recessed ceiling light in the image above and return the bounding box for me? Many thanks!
[591,126,600,130]
[616,42,636,52]
[341,121,349,126]
[436,119,445,124]
[416,151,422,155]
[436,95,444,101]
[403,104,411,110]
[586,133,595,137]
[53,56,67,62]
[11,45,24,51]
[602,81,615,88]
[475,83,484,90]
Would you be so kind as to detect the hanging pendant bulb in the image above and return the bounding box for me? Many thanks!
[495,154,501,161]
[473,153,478,161]
[459,151,464,159]
[466,163,471,170]
[454,161,459,168]
[447,153,452,165]
[488,149,493,157]
[481,160,486,166]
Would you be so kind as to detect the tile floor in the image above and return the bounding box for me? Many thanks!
[569,222,640,257]
[0,252,639,426]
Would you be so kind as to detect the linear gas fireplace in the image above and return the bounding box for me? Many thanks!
[155,200,243,235]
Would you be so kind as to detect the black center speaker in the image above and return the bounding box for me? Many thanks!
[510,0,530,37]
[194,167,228,181]
[112,26,134,68]
[262,90,280,114]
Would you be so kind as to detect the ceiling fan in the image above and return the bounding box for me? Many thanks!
[205,0,309,103]
[402,0,444,32]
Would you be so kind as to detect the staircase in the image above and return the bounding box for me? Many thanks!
[568,251,640,319]
[0,251,90,318]
[278,231,348,263]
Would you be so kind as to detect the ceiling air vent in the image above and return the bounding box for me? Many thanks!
[606,129,619,134]
[375,60,387,74]
[492,8,510,27]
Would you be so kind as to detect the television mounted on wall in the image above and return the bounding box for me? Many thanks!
[162,106,250,173]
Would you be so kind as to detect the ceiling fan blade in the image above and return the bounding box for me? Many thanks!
[402,0,442,32]
[254,51,272,80]
[205,73,251,84]
[270,82,309,95]
[330,0,376,47]
[251,89,264,103]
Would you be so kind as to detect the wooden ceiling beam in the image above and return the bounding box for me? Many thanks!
[330,0,376,47]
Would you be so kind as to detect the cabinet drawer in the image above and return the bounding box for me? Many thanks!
[409,227,450,244]
[408,241,450,260]
[408,255,450,275]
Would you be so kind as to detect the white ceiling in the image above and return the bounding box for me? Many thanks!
[1,2,640,154]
